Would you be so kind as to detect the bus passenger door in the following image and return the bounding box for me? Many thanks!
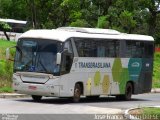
[59,40,74,96]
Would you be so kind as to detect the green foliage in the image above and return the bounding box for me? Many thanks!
[70,11,82,21]
[97,16,109,28]
[0,60,5,75]
[70,19,90,27]
[0,39,16,92]
[155,14,160,44]
[0,40,15,60]
[0,87,13,93]
[60,0,80,9]
[0,22,11,31]
[142,107,160,119]
[0,0,27,20]
[0,0,160,43]
[153,52,160,88]
[119,11,137,33]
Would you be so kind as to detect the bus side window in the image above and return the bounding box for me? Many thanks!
[126,41,132,57]
[144,43,154,58]
[74,38,96,57]
[133,42,144,58]
[97,46,105,57]
[107,41,119,57]
[119,41,126,57]
[126,41,144,58]
[64,40,73,53]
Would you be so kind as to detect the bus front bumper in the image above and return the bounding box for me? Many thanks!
[13,82,60,97]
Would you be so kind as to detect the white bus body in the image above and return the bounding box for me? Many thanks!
[8,27,154,102]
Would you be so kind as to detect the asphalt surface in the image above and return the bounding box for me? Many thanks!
[0,93,159,112]
[0,93,159,120]
[80,93,160,110]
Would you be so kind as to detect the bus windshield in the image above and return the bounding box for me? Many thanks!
[14,38,62,75]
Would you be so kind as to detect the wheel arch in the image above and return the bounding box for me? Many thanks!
[75,81,84,95]
[127,81,134,94]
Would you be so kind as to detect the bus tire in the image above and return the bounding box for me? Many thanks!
[73,83,82,102]
[31,95,42,102]
[124,82,132,100]
[116,82,132,101]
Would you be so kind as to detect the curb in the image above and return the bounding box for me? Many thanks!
[124,107,141,120]
[151,88,160,93]
[0,93,30,98]
[124,106,160,120]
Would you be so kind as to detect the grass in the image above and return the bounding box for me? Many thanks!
[130,107,160,120]
[153,52,160,88]
[142,107,160,120]
[0,39,15,59]
[0,39,16,93]
[0,87,13,93]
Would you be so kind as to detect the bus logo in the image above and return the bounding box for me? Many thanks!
[131,62,140,67]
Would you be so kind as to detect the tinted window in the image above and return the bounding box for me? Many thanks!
[64,40,73,54]
[74,38,120,57]
[144,42,154,58]
[126,41,144,58]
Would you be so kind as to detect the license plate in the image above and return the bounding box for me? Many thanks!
[28,86,37,90]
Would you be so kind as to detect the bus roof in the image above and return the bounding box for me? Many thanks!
[0,18,27,24]
[19,27,154,42]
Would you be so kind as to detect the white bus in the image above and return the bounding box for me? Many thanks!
[6,27,154,102]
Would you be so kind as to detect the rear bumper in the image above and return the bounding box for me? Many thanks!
[13,82,60,97]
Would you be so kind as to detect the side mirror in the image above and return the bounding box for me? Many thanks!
[63,47,69,53]
[56,52,61,65]
[6,48,10,60]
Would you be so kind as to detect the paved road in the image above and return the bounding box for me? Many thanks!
[80,93,160,110]
[0,93,159,120]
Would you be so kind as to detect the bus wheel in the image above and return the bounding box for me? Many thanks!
[116,82,132,101]
[31,95,42,102]
[124,82,132,100]
[73,84,82,102]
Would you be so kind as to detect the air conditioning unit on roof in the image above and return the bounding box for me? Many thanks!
[57,27,120,35]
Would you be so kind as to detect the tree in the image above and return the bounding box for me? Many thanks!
[139,0,160,36]
[97,16,109,28]
[25,0,37,28]
[0,0,27,20]
[0,22,11,41]
[0,0,159,44]
[119,11,137,33]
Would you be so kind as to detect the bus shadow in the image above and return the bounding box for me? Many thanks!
[15,96,150,105]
